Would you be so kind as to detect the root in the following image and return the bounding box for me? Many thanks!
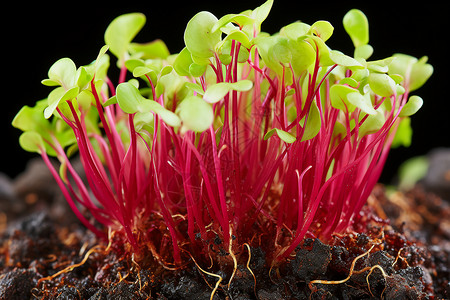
[227,230,238,290]
[392,247,409,268]
[309,244,388,299]
[243,243,258,300]
[37,244,104,286]
[147,240,180,271]
[366,265,387,297]
[186,250,223,300]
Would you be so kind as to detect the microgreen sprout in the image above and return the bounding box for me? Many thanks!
[12,1,432,268]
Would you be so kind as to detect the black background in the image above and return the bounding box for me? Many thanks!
[2,1,448,184]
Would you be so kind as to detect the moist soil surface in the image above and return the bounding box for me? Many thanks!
[0,158,449,300]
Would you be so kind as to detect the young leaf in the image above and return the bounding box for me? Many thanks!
[368,72,397,97]
[184,11,221,62]
[329,50,363,68]
[176,95,214,132]
[347,92,376,115]
[42,57,77,88]
[367,57,394,73]
[399,95,423,117]
[104,13,146,63]
[354,44,373,60]
[391,117,413,148]
[212,13,254,33]
[280,21,311,40]
[330,84,359,112]
[309,20,334,42]
[203,80,253,103]
[358,109,385,137]
[189,63,207,77]
[12,101,47,133]
[251,0,274,33]
[264,128,296,143]
[388,54,433,92]
[44,86,79,119]
[173,47,193,76]
[116,82,181,127]
[129,39,170,59]
[134,111,154,132]
[343,9,369,47]
[301,100,321,141]
[221,29,252,49]
[397,155,428,189]
[184,82,205,95]
[19,131,45,153]
[116,81,148,114]
[133,66,154,78]
[288,39,316,76]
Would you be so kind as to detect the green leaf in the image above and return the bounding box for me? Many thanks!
[176,95,214,132]
[388,54,433,92]
[309,20,334,42]
[151,104,181,127]
[264,128,296,143]
[189,63,207,77]
[203,80,253,103]
[129,39,170,59]
[76,65,94,90]
[104,13,146,63]
[19,131,45,153]
[125,58,146,73]
[339,77,358,88]
[330,84,358,112]
[391,117,412,148]
[12,100,48,133]
[116,81,149,114]
[304,35,334,67]
[212,13,254,33]
[173,47,194,76]
[280,21,311,40]
[134,111,154,132]
[42,57,77,88]
[343,9,369,47]
[399,95,423,117]
[254,35,296,77]
[93,46,110,80]
[44,86,79,119]
[329,50,363,68]
[350,68,369,82]
[347,92,376,115]
[116,82,181,127]
[253,35,282,74]
[368,72,397,97]
[103,95,117,107]
[288,38,316,77]
[358,109,385,137]
[301,100,321,141]
[184,11,221,61]
[221,29,252,49]
[133,66,154,78]
[184,82,205,95]
[76,89,95,111]
[330,83,376,115]
[397,155,428,190]
[273,40,292,66]
[354,44,373,60]
[251,0,274,33]
[367,57,394,73]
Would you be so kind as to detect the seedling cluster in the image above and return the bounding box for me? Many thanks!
[13,0,432,268]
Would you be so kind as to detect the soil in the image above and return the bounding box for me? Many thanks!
[0,157,449,300]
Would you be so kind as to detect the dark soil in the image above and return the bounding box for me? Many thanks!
[1,157,449,299]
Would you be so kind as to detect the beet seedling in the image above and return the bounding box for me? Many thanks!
[12,0,432,270]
